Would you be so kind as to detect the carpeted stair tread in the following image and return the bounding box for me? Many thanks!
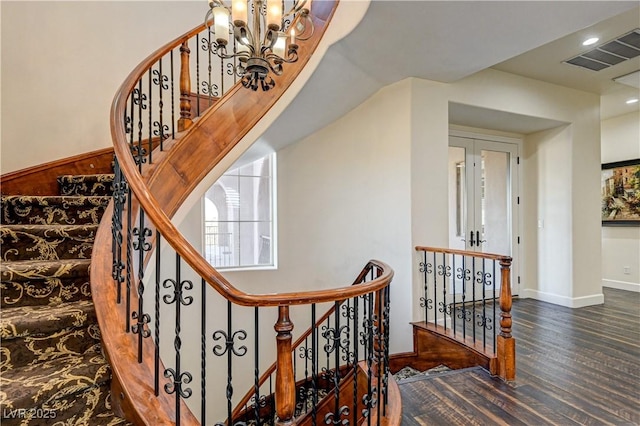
[0,383,132,426]
[0,172,129,425]
[1,195,110,225]
[1,322,102,371]
[1,299,96,341]
[1,277,92,308]
[1,258,91,282]
[1,224,98,261]
[58,174,115,197]
[1,258,92,307]
[0,350,111,416]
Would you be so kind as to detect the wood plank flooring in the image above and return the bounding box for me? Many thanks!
[399,287,640,425]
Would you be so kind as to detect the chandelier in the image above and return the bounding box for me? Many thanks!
[206,0,314,91]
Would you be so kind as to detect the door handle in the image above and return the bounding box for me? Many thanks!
[469,230,475,247]
[476,230,487,245]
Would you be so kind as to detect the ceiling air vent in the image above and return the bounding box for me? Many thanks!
[565,29,640,71]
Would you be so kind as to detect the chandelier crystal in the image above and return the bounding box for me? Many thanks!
[206,0,313,91]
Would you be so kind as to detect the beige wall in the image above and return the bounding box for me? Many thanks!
[180,69,605,363]
[1,1,203,173]
[601,111,640,292]
[411,69,603,307]
[223,79,415,354]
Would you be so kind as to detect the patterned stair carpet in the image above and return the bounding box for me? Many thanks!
[0,174,130,425]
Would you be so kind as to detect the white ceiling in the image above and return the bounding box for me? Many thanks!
[239,1,640,165]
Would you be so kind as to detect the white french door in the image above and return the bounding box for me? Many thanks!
[448,135,520,295]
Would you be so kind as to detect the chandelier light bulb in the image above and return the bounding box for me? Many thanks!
[213,6,230,44]
[267,2,283,30]
[232,0,248,26]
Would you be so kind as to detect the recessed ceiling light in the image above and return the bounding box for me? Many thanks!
[626,98,639,104]
[582,37,599,46]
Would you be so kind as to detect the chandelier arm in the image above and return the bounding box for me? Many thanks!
[290,12,314,41]
[234,25,257,55]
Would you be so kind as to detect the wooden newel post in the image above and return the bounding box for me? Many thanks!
[274,306,295,425]
[177,40,193,132]
[497,257,516,381]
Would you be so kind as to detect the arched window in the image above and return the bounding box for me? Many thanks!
[203,153,276,269]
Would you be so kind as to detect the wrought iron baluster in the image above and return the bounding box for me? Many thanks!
[196,34,201,117]
[162,253,194,426]
[212,301,248,424]
[153,58,169,152]
[361,292,375,425]
[311,304,317,426]
[352,294,359,426]
[493,259,497,354]
[461,255,467,339]
[201,278,207,424]
[128,91,135,146]
[154,233,161,396]
[170,49,176,139]
[253,307,261,425]
[147,69,153,164]
[442,254,448,331]
[111,160,125,303]
[382,286,391,416]
[472,257,476,343]
[132,210,152,362]
[125,187,133,332]
[376,290,383,424]
[133,79,148,171]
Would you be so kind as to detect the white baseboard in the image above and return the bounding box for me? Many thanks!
[602,279,640,293]
[521,289,604,308]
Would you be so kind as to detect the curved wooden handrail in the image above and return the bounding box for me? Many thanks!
[108,0,395,308]
[96,1,397,424]
[231,261,384,417]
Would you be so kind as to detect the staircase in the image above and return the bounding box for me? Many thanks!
[0,173,129,425]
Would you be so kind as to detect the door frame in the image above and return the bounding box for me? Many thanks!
[450,129,523,296]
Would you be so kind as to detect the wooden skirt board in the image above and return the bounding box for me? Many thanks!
[399,287,640,425]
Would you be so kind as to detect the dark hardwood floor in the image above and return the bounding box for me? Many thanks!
[399,287,640,425]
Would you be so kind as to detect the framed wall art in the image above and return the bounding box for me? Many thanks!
[601,158,640,226]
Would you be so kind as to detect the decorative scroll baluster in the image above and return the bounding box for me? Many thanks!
[381,286,391,416]
[125,187,133,332]
[153,58,169,152]
[147,69,153,165]
[131,210,152,362]
[213,301,247,425]
[253,307,261,425]
[323,301,346,426]
[178,40,193,132]
[311,304,318,426]
[375,288,383,423]
[361,293,376,423]
[196,34,201,118]
[201,278,207,424]
[132,79,148,170]
[163,254,194,426]
[472,257,476,342]
[111,159,126,303]
[493,260,497,353]
[170,50,176,139]
[352,295,359,426]
[155,234,161,395]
